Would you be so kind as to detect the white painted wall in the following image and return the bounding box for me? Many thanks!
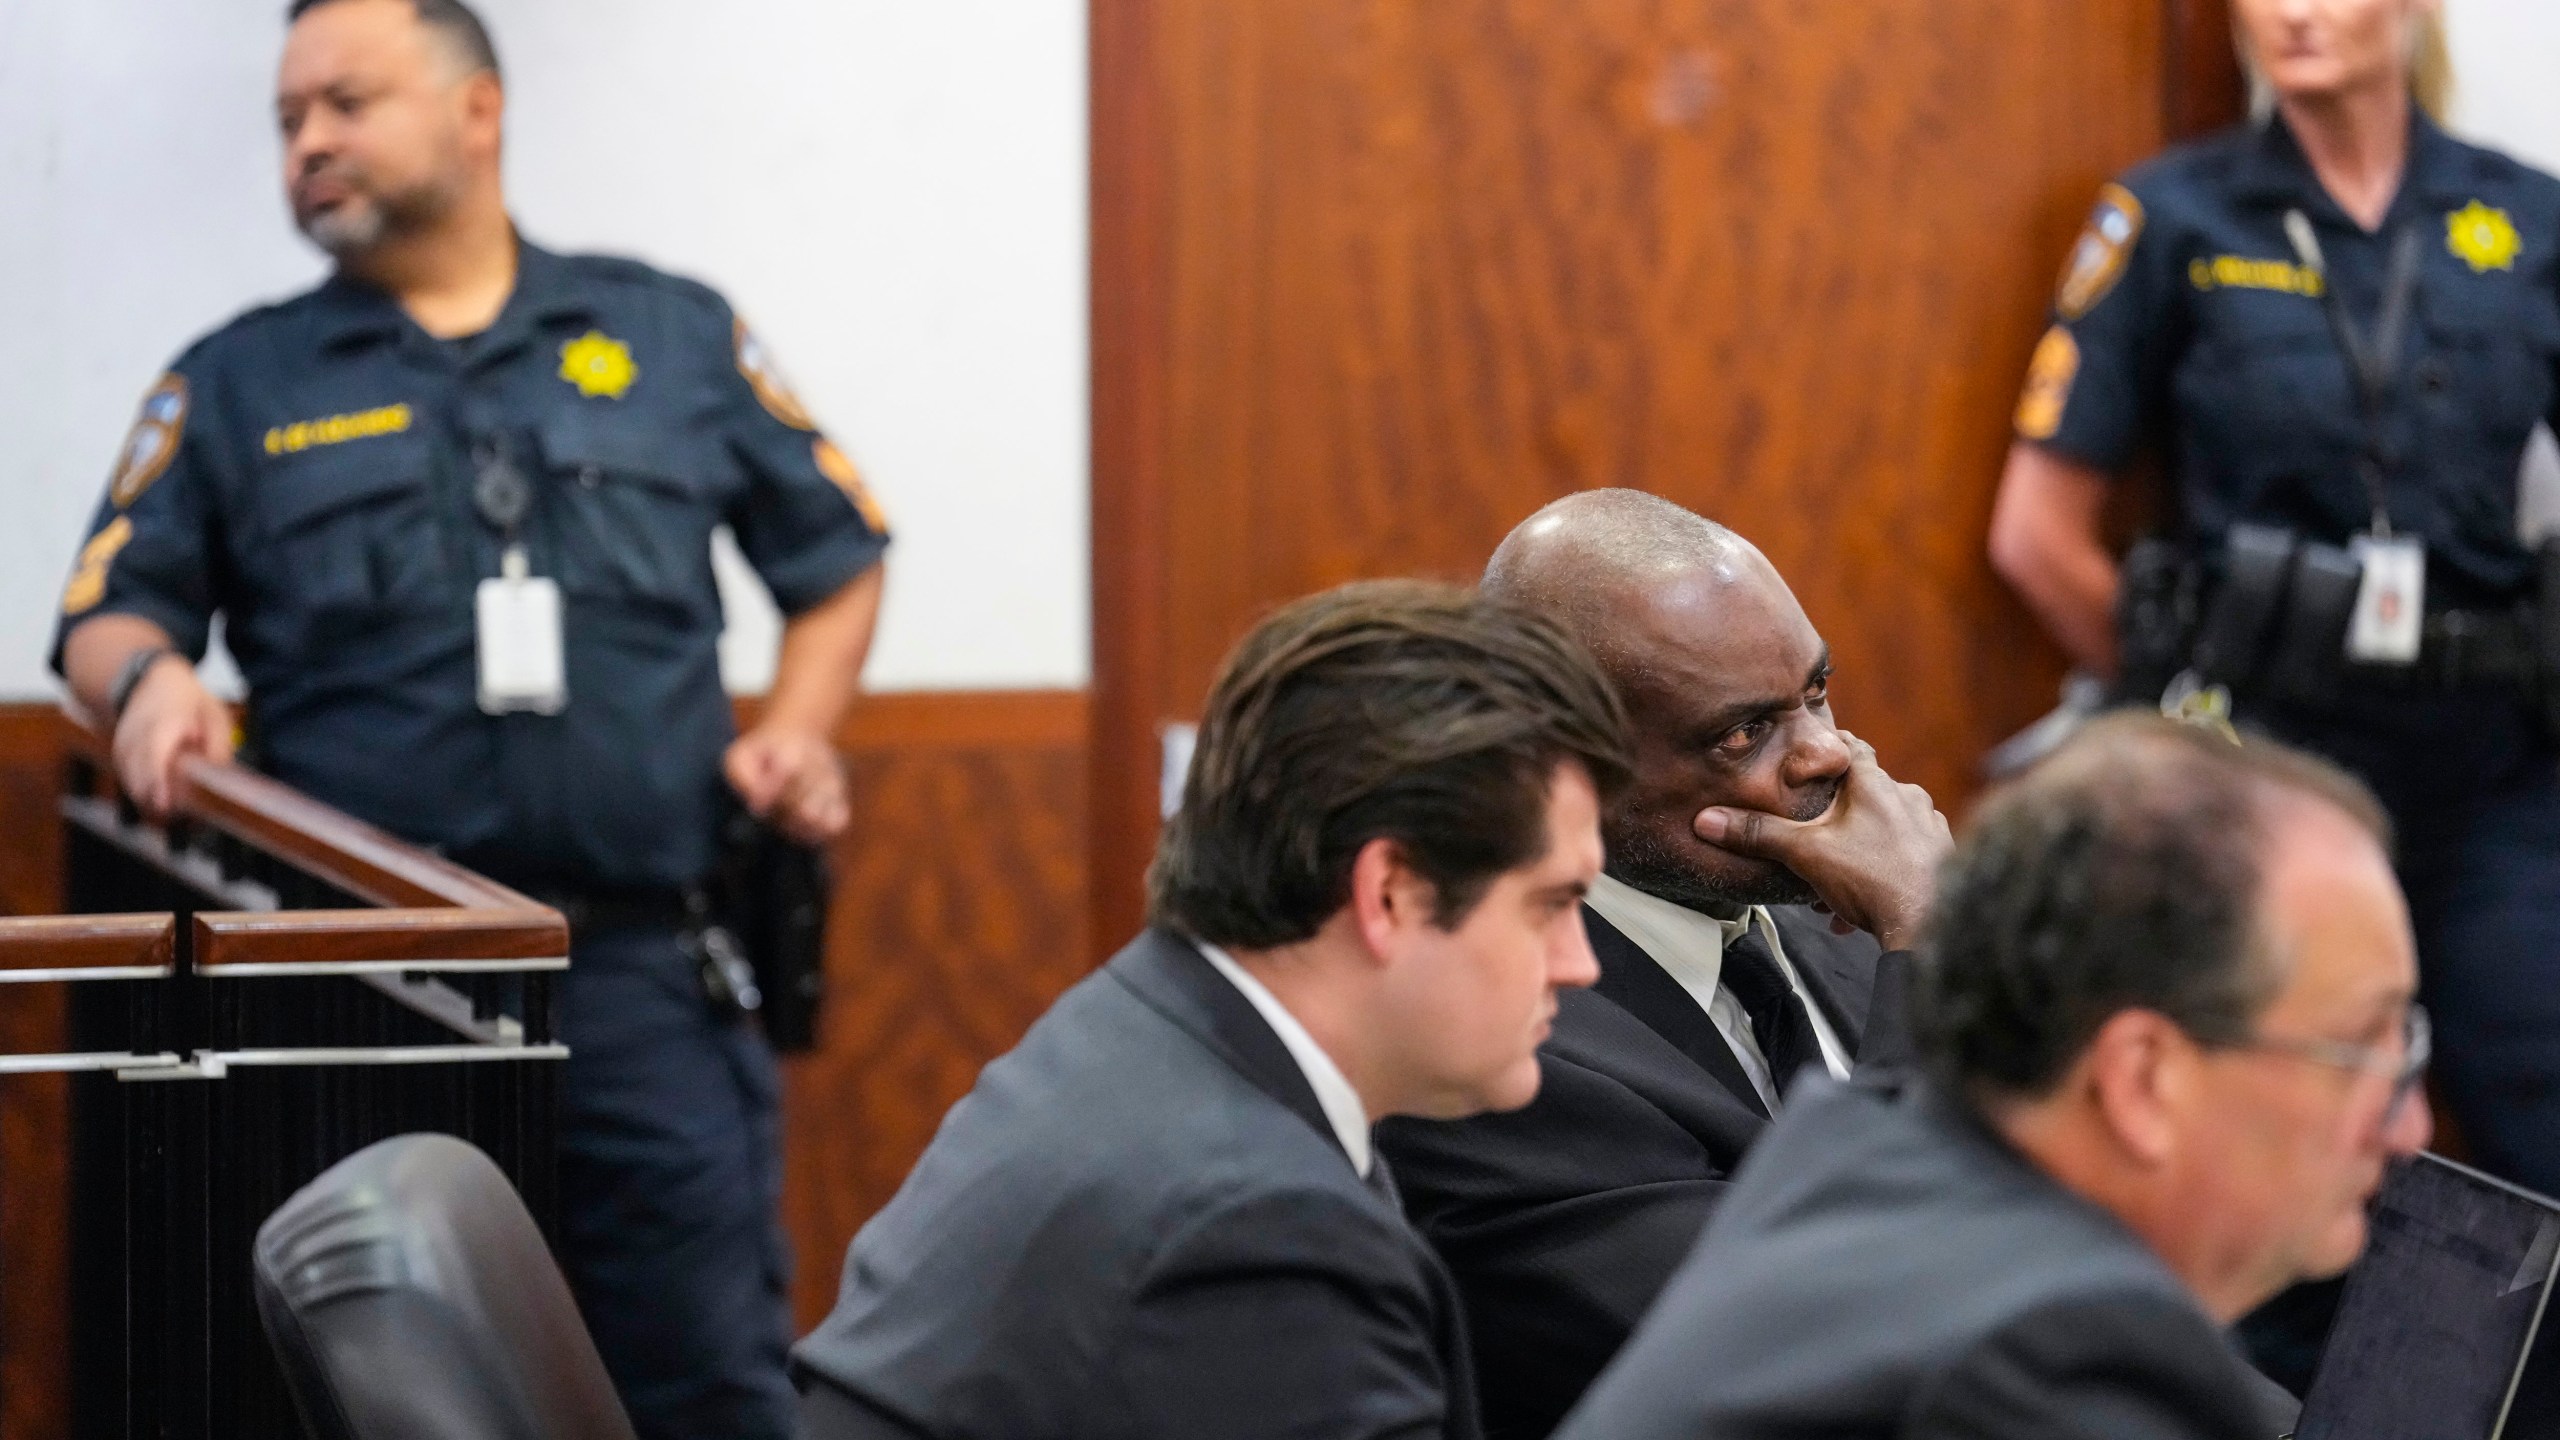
[0,0,1087,698]
[2448,0,2560,177]
[2446,0,2560,543]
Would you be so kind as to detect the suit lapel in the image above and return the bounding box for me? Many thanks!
[1765,905,1877,1054]
[1113,930,1481,1437]
[1583,905,1770,1122]
[1110,928,1345,1161]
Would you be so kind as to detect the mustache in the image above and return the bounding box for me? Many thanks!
[292,157,364,198]
[1785,778,1842,824]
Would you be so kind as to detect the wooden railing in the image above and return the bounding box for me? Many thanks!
[0,712,568,1439]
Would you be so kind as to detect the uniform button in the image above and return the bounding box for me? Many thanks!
[2417,358,2451,394]
[579,465,602,489]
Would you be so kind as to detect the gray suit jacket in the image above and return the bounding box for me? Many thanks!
[792,928,1478,1440]
[1555,1074,2285,1440]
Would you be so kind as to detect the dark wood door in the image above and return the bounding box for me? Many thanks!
[1093,0,2239,951]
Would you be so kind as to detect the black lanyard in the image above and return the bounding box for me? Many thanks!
[2285,209,2423,536]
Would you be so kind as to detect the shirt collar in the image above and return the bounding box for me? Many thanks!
[311,230,594,353]
[2232,105,2474,215]
[1584,873,1759,1002]
[1194,941,1372,1177]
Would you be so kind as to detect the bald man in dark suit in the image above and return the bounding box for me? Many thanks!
[1377,490,1949,1438]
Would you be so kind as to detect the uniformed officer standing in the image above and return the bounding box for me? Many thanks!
[51,2,889,1434]
[1989,0,2560,1200]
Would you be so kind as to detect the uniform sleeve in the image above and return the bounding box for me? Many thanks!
[2014,179,2182,474]
[1108,1187,1457,1440]
[47,362,229,675]
[711,306,890,615]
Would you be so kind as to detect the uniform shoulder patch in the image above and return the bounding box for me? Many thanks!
[2447,200,2523,273]
[2014,326,2081,441]
[735,319,817,431]
[108,374,189,508]
[812,437,890,533]
[2055,183,2147,320]
[559,331,639,399]
[61,515,134,616]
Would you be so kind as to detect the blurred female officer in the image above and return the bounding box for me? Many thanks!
[1987,0,2560,1195]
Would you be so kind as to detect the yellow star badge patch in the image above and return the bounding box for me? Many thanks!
[559,331,639,399]
[2447,201,2522,273]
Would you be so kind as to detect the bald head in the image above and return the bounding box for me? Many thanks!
[1484,490,1848,913]
[1484,489,1770,674]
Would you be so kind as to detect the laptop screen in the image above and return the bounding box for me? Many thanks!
[2298,1153,2560,1440]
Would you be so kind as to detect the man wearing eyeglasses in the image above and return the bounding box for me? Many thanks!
[47,1,887,1434]
[1556,714,2430,1440]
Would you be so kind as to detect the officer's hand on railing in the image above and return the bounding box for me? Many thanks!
[1691,730,1952,953]
[113,657,235,821]
[724,725,849,846]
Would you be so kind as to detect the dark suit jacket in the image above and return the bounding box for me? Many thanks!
[1555,1074,2284,1440]
[1374,904,1910,1439]
[792,928,1478,1440]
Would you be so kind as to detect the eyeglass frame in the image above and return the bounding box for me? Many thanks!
[2219,1004,2431,1125]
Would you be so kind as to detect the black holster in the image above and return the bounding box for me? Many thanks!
[705,799,834,1053]
[2113,537,2200,708]
[2115,525,2362,712]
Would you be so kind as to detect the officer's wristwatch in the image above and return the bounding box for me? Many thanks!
[108,645,180,723]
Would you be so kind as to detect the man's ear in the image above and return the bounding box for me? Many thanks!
[2082,1009,2189,1167]
[1347,837,1439,966]
[462,70,505,147]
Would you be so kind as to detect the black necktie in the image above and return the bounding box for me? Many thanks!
[1718,923,1825,1105]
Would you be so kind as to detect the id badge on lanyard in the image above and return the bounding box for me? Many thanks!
[2285,210,2427,667]
[2346,533,2425,664]
[469,434,568,714]
[477,545,567,714]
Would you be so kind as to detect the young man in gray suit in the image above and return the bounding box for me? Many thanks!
[1559,716,2430,1440]
[794,578,1633,1440]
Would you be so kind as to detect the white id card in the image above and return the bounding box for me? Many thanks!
[476,548,568,714]
[2345,534,2426,665]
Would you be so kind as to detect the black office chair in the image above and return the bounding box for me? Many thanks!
[253,1133,637,1440]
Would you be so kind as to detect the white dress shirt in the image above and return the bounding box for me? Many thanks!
[1196,941,1373,1177]
[1583,873,1851,1111]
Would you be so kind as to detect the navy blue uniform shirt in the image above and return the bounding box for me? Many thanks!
[2017,112,2560,604]
[51,239,890,891]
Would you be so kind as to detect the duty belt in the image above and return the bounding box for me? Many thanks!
[2353,605,2541,691]
[2115,528,2560,717]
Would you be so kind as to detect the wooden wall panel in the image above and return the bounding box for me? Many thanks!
[2165,0,2245,142]
[0,708,70,1440]
[0,692,1088,1425]
[1092,0,2200,950]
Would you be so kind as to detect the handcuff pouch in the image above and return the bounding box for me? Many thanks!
[2193,525,2299,689]
[2262,541,2361,708]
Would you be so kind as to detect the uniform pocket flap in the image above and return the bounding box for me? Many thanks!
[261,436,433,535]
[536,415,712,498]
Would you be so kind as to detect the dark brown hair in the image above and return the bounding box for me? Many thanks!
[1914,713,2390,1097]
[1148,579,1632,948]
